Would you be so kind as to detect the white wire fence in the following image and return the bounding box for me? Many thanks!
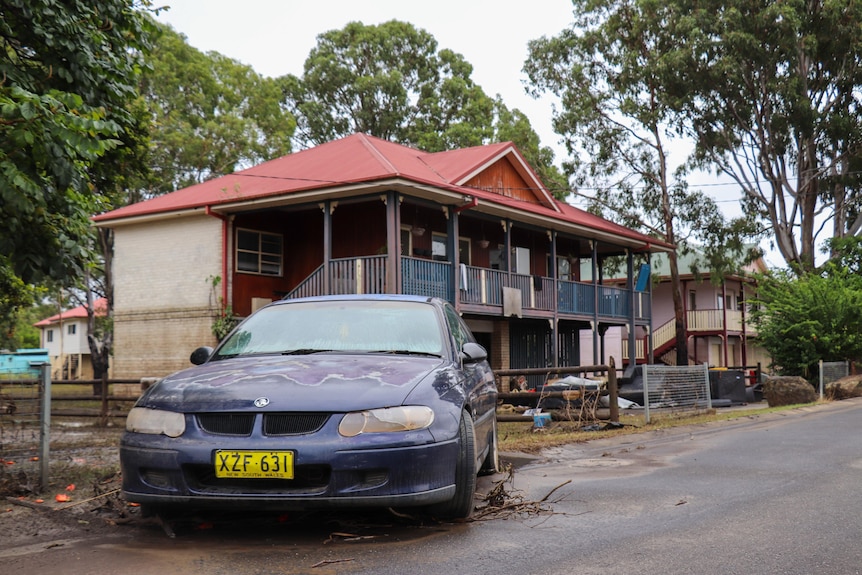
[643,363,711,424]
[0,365,50,488]
[819,360,850,399]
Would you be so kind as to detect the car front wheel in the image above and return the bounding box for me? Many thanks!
[429,411,477,519]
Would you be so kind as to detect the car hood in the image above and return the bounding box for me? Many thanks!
[137,353,448,412]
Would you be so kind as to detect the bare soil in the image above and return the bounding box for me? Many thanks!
[0,425,144,551]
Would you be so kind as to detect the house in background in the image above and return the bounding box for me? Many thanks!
[34,298,108,380]
[92,133,673,386]
[601,250,770,369]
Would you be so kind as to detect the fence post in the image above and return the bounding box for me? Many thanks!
[100,372,109,426]
[819,359,824,400]
[38,363,51,491]
[704,362,712,410]
[643,365,651,424]
[608,356,619,424]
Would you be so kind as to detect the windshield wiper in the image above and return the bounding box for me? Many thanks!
[281,349,332,355]
[367,349,442,358]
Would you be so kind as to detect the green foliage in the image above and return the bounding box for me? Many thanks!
[750,268,862,377]
[282,20,487,148]
[523,0,757,260]
[139,23,295,197]
[1,299,54,350]
[280,20,565,195]
[0,0,154,330]
[0,257,39,349]
[661,0,862,271]
[208,276,238,342]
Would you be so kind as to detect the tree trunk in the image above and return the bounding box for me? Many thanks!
[668,250,688,366]
[86,227,114,395]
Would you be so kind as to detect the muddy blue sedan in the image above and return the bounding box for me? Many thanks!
[120,295,498,519]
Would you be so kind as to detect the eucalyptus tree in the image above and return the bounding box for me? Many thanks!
[525,0,755,365]
[139,23,296,198]
[280,20,567,197]
[661,0,862,272]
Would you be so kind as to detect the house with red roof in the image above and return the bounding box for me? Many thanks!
[34,298,108,380]
[93,133,673,384]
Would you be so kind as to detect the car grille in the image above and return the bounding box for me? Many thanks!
[196,413,330,436]
[264,413,329,436]
[197,413,255,435]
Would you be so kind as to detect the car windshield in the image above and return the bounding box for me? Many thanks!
[214,300,446,359]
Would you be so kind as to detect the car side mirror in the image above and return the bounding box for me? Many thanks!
[190,346,213,365]
[460,342,488,364]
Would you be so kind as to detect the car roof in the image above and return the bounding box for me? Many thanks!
[274,294,441,306]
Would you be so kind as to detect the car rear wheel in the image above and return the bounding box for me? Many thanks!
[478,416,499,476]
[429,411,477,519]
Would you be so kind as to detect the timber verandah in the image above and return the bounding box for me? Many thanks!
[285,254,650,324]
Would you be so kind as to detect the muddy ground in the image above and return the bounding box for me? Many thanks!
[0,425,542,550]
[0,425,142,549]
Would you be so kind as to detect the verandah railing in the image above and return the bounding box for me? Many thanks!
[286,256,646,321]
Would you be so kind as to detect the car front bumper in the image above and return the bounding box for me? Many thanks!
[120,426,459,510]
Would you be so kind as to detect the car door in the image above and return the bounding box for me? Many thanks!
[441,303,497,447]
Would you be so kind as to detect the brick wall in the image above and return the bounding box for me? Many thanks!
[112,215,223,378]
[491,320,511,391]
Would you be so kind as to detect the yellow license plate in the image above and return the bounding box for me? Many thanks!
[214,450,295,479]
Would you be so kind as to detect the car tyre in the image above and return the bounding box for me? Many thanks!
[478,416,499,476]
[429,411,477,519]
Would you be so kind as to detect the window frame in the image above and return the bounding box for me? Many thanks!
[235,228,284,277]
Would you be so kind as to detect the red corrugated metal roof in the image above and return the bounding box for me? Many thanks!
[92,133,672,250]
[34,298,108,327]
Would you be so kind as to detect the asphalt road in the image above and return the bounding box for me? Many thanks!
[5,399,862,575]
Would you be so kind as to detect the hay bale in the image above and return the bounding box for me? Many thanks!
[825,375,862,400]
[762,376,817,407]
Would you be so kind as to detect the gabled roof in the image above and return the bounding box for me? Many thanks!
[92,133,672,252]
[34,298,107,328]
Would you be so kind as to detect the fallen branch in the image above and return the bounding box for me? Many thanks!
[4,496,49,511]
[312,558,355,568]
[54,488,121,511]
[540,479,572,502]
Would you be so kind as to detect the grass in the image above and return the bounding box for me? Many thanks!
[497,402,818,453]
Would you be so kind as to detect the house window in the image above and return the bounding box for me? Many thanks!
[688,290,697,310]
[431,233,447,261]
[556,256,571,281]
[489,246,505,270]
[512,246,530,274]
[459,238,471,266]
[67,324,76,335]
[47,330,53,343]
[400,226,412,256]
[431,234,471,264]
[236,229,283,276]
[725,292,735,310]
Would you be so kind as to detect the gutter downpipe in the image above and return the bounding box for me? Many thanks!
[453,196,478,214]
[206,206,229,306]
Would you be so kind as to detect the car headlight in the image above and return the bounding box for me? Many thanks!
[338,406,435,437]
[126,407,186,438]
